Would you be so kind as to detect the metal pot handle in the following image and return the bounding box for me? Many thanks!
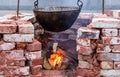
[34,0,38,8]
[77,0,83,10]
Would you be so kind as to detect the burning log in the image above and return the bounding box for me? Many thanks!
[43,43,68,70]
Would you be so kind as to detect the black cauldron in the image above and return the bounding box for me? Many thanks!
[33,0,83,32]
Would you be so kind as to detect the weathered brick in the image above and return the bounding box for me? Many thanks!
[25,51,42,60]
[5,50,25,60]
[97,53,120,61]
[102,36,120,45]
[102,29,118,36]
[118,29,120,36]
[114,62,120,69]
[30,73,42,77]
[96,44,111,53]
[6,59,25,66]
[100,61,113,69]
[30,71,44,77]
[3,34,34,42]
[31,65,42,75]
[78,13,93,19]
[76,38,90,46]
[0,23,17,33]
[78,46,93,55]
[29,58,43,66]
[5,66,30,76]
[0,65,5,75]
[0,41,15,50]
[0,52,6,65]
[27,40,42,52]
[91,18,120,28]
[16,42,26,50]
[78,61,90,69]
[112,10,120,19]
[17,21,34,34]
[42,70,67,77]
[77,27,100,39]
[93,13,108,18]
[104,10,113,17]
[76,68,95,77]
[111,45,120,52]
[100,70,120,77]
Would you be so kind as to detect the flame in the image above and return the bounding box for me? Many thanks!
[48,48,65,69]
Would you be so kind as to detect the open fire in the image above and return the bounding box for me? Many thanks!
[43,43,68,70]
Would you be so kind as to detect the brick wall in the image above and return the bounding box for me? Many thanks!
[77,11,120,77]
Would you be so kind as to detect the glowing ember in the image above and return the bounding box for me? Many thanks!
[48,48,66,69]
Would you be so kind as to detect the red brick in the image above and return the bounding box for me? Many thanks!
[78,46,93,55]
[0,41,15,50]
[114,62,120,69]
[3,34,34,43]
[6,59,25,66]
[76,38,90,46]
[17,21,34,34]
[27,40,42,52]
[100,61,113,69]
[76,68,95,77]
[96,44,111,53]
[0,65,5,75]
[77,27,100,39]
[104,10,113,17]
[16,42,27,50]
[111,45,120,52]
[0,51,6,65]
[25,51,42,60]
[5,66,30,76]
[31,65,42,75]
[41,70,66,77]
[29,58,43,66]
[30,73,42,77]
[0,23,17,33]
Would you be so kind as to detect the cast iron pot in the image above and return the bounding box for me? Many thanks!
[33,0,83,32]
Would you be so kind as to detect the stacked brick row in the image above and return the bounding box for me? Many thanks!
[104,10,120,19]
[91,16,120,77]
[76,26,100,77]
[0,13,43,77]
[76,13,120,77]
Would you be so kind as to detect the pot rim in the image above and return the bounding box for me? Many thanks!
[33,6,79,12]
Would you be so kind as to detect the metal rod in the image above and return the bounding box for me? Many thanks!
[102,0,104,14]
[17,0,20,18]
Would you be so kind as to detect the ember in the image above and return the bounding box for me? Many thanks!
[43,43,68,70]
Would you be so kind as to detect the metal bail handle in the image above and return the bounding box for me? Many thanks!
[34,0,38,8]
[77,0,83,10]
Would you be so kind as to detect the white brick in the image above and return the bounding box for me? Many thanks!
[102,29,118,36]
[3,34,34,42]
[78,61,90,69]
[77,27,100,39]
[100,70,120,77]
[102,36,120,45]
[91,18,120,28]
[0,42,15,50]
